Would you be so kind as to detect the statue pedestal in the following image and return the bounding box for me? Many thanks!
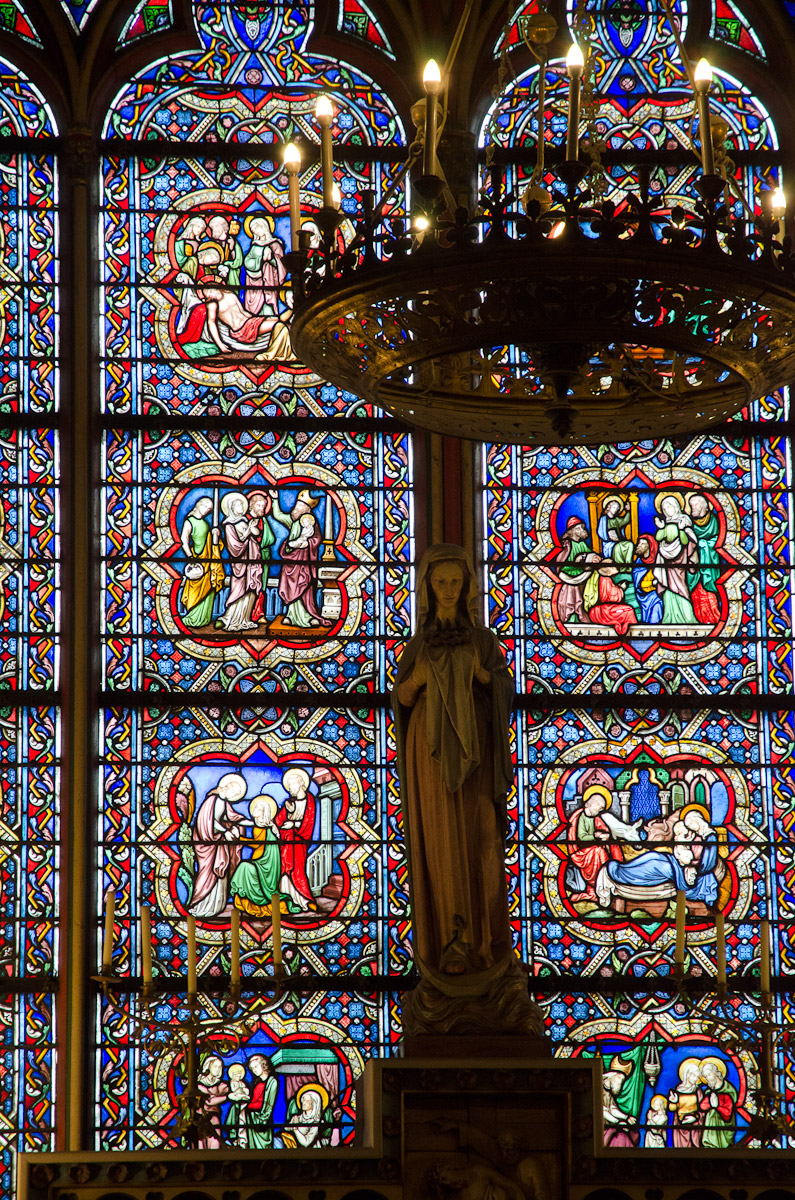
[356,1057,597,1197]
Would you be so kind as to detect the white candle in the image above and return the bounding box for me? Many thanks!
[230,906,240,990]
[102,891,115,974]
[187,915,197,998]
[675,890,686,969]
[565,43,585,163]
[141,904,153,986]
[283,142,301,252]
[760,919,771,998]
[716,911,726,987]
[422,59,442,177]
[271,893,283,970]
[315,95,334,208]
[693,58,715,176]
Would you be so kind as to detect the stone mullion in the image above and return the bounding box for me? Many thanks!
[59,124,99,1153]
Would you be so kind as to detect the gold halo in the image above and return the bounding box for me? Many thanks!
[600,494,624,512]
[244,212,275,237]
[654,489,686,514]
[196,238,224,260]
[678,803,710,824]
[583,784,612,809]
[700,1056,727,1079]
[678,1056,702,1079]
[295,1083,329,1109]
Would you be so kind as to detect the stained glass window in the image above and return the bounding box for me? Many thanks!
[117,0,172,45]
[481,0,792,1150]
[338,0,395,58]
[0,0,40,44]
[96,0,411,1149]
[0,50,59,1198]
[57,0,99,32]
[712,0,766,56]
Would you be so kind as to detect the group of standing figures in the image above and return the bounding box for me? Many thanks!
[556,492,722,635]
[188,769,318,919]
[178,487,332,632]
[196,1053,338,1150]
[603,1052,738,1148]
[170,210,293,362]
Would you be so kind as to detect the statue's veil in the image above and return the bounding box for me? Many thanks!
[415,543,481,626]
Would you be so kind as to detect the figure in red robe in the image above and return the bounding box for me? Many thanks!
[275,767,318,912]
[585,567,637,635]
[567,788,623,902]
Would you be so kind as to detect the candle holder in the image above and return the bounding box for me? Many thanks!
[670,964,794,1145]
[94,957,288,1146]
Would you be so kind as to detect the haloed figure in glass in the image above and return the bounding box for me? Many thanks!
[393,545,543,1039]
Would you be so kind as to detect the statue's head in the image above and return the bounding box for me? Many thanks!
[417,543,479,626]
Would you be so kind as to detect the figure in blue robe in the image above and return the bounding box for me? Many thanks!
[600,832,718,906]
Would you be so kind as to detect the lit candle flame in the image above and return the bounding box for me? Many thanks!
[423,59,442,94]
[566,42,585,77]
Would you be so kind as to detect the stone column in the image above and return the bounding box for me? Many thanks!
[60,124,97,1152]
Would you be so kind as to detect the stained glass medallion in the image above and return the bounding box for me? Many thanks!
[483,414,792,1145]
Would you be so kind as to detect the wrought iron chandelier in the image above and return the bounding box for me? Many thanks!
[284,3,795,445]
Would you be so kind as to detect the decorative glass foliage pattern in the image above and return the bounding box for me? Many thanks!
[0,1,40,45]
[97,0,410,1151]
[0,994,56,1188]
[118,0,173,45]
[711,0,766,57]
[338,0,394,58]
[0,51,59,1200]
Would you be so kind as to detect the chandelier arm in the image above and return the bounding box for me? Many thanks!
[442,0,476,79]
[659,0,696,91]
[533,56,546,184]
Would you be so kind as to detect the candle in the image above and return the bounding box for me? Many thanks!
[141,904,153,987]
[716,911,726,987]
[283,142,301,252]
[102,891,115,974]
[230,906,240,990]
[772,184,786,218]
[693,58,715,176]
[760,919,771,999]
[187,915,197,998]
[675,889,686,970]
[271,892,283,971]
[565,42,585,163]
[331,182,342,211]
[422,59,442,177]
[315,95,334,208]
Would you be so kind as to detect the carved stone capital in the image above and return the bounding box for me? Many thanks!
[63,126,96,184]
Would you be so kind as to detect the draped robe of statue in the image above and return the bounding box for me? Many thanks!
[392,544,544,1039]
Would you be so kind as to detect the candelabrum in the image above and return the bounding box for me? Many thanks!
[97,898,287,1147]
[672,911,794,1147]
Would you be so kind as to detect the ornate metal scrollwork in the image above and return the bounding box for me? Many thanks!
[289,168,795,444]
